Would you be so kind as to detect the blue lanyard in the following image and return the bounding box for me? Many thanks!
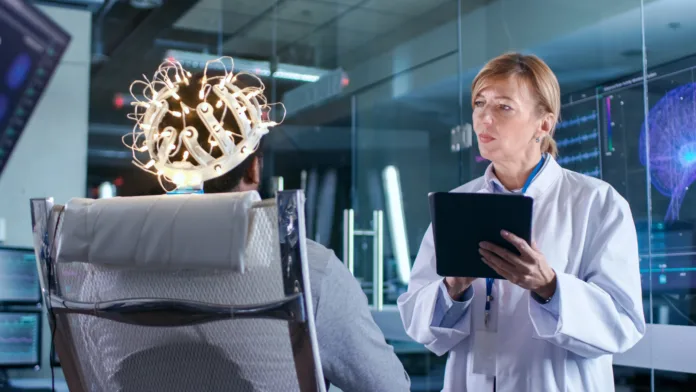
[521,156,545,194]
[484,278,494,326]
[485,155,545,327]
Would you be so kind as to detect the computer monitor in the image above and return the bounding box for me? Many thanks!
[0,0,71,177]
[0,247,41,304]
[0,311,41,368]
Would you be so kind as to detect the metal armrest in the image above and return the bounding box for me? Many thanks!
[46,293,306,327]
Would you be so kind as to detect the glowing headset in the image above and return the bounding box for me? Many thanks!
[123,56,284,191]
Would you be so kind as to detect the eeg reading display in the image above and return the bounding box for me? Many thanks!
[0,247,40,304]
[559,54,696,292]
[0,312,40,367]
[556,99,601,178]
[0,0,70,177]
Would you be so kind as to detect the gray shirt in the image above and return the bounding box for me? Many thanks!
[305,240,411,392]
[75,240,409,391]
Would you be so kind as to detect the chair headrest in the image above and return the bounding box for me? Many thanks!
[57,191,262,271]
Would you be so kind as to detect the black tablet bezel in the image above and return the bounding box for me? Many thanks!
[429,192,534,279]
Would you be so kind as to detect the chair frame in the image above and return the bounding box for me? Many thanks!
[30,190,326,392]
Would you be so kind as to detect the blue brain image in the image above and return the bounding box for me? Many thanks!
[0,95,7,121]
[6,53,32,90]
[639,82,696,222]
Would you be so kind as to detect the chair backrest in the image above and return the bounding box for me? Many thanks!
[30,190,325,392]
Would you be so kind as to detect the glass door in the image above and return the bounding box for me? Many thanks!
[350,83,468,310]
[346,1,471,311]
[346,3,469,385]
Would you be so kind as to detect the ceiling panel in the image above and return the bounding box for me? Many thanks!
[337,8,406,34]
[221,0,278,15]
[240,19,317,44]
[223,36,273,57]
[318,0,364,5]
[222,12,259,34]
[326,29,375,52]
[174,9,255,34]
[174,6,218,33]
[193,0,223,11]
[276,0,350,25]
[275,16,376,52]
[362,0,452,16]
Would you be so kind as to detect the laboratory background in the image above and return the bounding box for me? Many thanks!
[0,0,695,390]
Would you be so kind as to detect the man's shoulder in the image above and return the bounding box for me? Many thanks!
[304,245,410,391]
[305,239,334,276]
[304,240,355,300]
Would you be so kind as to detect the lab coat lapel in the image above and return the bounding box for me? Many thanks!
[523,155,562,199]
[475,154,563,198]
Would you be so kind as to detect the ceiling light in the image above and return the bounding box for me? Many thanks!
[130,0,163,9]
[164,50,328,83]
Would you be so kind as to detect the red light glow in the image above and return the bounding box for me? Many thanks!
[113,94,125,109]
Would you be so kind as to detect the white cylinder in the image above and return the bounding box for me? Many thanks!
[0,217,6,243]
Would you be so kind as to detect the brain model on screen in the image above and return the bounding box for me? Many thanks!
[639,82,696,222]
[123,56,284,191]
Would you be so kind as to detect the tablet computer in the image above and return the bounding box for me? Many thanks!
[428,192,533,279]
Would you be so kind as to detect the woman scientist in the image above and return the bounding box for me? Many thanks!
[397,52,645,392]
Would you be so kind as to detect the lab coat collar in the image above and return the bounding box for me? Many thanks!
[482,154,562,198]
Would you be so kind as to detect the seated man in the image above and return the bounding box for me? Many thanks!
[148,67,411,391]
[202,140,410,392]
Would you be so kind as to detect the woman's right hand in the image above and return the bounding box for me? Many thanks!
[444,277,477,300]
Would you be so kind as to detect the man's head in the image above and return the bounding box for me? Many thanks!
[157,69,268,193]
[203,138,264,193]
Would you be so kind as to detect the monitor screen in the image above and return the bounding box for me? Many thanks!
[0,312,41,367]
[0,0,70,177]
[0,247,41,303]
[557,52,696,293]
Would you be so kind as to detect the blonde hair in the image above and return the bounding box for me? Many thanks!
[471,52,561,158]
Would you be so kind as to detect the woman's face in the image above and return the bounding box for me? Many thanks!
[472,76,549,163]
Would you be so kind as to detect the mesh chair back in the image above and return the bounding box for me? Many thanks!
[30,191,324,392]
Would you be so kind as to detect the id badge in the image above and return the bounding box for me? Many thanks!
[472,330,497,376]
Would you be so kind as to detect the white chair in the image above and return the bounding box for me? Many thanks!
[30,190,326,392]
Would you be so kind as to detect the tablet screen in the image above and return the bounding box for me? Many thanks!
[429,192,533,279]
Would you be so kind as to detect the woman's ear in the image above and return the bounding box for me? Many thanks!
[538,112,555,138]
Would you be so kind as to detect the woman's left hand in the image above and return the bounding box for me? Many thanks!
[479,230,557,299]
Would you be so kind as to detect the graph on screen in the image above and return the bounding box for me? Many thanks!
[557,99,602,178]
[0,248,40,303]
[0,312,40,367]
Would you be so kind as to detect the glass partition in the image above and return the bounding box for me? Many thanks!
[213,0,696,390]
[644,0,696,325]
[345,1,465,385]
[268,2,353,256]
[643,0,696,388]
[351,0,463,309]
[455,1,651,390]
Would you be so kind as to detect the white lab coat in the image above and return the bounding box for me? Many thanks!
[397,156,645,392]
